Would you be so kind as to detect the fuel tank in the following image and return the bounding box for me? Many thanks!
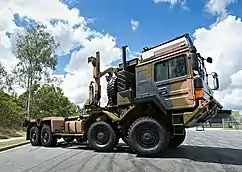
[64,120,84,134]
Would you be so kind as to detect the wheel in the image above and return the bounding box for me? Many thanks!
[128,117,169,157]
[63,137,74,143]
[169,129,186,148]
[106,76,118,105]
[87,121,117,152]
[29,126,41,146]
[40,125,57,147]
[121,136,129,145]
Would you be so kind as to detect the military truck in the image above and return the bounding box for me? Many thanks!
[23,33,223,157]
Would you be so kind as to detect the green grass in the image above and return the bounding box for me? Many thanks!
[0,138,28,148]
[0,127,25,139]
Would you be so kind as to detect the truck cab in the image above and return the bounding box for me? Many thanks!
[135,33,223,128]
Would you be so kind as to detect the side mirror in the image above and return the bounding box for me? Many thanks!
[191,53,199,71]
[207,57,213,63]
[211,72,219,90]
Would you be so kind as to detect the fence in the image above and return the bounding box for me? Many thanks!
[202,115,242,129]
[221,116,242,129]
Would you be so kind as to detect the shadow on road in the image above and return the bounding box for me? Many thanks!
[55,142,242,166]
[160,145,242,166]
[58,142,133,153]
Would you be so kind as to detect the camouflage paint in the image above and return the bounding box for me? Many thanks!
[65,121,84,134]
[117,90,133,106]
[135,46,196,110]
[101,110,120,121]
[24,33,224,140]
[134,41,222,127]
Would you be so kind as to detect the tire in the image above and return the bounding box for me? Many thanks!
[169,129,186,148]
[29,126,41,146]
[128,117,169,157]
[87,121,117,152]
[63,137,74,143]
[40,125,57,147]
[106,76,117,105]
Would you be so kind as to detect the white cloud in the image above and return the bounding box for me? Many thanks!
[205,0,237,19]
[1,0,242,112]
[153,0,186,6]
[153,0,238,14]
[60,35,121,106]
[152,0,189,11]
[193,15,242,110]
[130,18,139,31]
[0,0,85,70]
[0,0,123,107]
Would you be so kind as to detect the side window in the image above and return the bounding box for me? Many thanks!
[154,61,169,81]
[154,55,187,82]
[169,55,187,78]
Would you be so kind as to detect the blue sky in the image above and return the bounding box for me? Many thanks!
[73,0,241,50]
[12,0,242,75]
[3,0,242,109]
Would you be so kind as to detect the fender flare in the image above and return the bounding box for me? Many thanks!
[101,110,120,121]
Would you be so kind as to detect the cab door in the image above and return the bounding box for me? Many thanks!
[153,53,196,110]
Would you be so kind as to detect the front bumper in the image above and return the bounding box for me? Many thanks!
[184,97,223,127]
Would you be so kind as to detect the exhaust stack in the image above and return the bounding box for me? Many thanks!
[122,45,128,71]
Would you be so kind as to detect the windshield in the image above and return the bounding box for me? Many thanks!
[193,55,208,83]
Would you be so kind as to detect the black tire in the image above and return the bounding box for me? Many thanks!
[169,129,186,148]
[107,76,118,105]
[29,126,41,146]
[40,125,57,147]
[87,121,117,152]
[63,137,74,143]
[128,117,169,157]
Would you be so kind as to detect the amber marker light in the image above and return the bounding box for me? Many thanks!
[195,89,204,99]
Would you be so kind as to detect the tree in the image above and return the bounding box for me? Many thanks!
[11,23,60,118]
[0,62,23,132]
[18,84,80,119]
[0,89,24,129]
[0,63,15,94]
[232,113,240,117]
[0,63,7,88]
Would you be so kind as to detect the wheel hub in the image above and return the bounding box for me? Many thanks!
[138,129,158,148]
[97,132,107,142]
[142,132,153,141]
[43,132,49,142]
[31,133,36,142]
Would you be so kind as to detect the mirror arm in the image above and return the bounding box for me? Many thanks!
[210,72,219,90]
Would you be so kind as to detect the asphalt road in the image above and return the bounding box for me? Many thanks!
[0,129,242,172]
